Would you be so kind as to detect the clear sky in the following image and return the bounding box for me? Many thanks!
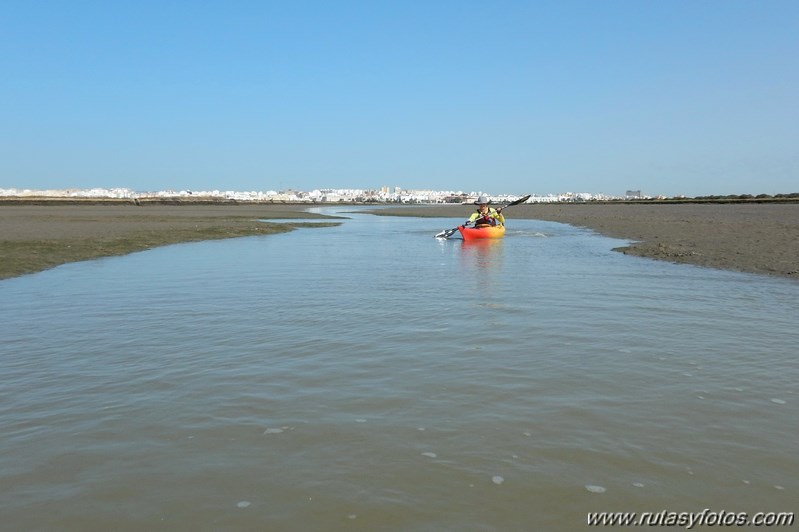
[2,0,797,197]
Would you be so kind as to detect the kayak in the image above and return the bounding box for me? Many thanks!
[458,224,506,241]
[433,195,530,240]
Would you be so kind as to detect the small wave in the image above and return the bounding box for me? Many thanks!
[506,230,549,238]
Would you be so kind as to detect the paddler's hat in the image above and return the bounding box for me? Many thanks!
[475,195,490,205]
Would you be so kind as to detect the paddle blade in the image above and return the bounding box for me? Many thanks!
[434,227,459,239]
[506,194,531,208]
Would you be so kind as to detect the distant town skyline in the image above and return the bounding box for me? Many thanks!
[2,2,797,197]
[0,186,622,203]
[6,185,797,205]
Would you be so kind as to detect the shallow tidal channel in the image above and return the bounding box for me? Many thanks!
[1,207,796,530]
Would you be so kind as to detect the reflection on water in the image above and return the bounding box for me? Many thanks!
[0,209,797,531]
[459,239,504,308]
[460,238,504,267]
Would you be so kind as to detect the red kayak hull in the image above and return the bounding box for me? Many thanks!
[458,225,506,240]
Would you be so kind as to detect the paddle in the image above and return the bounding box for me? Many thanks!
[435,221,474,239]
[434,194,531,239]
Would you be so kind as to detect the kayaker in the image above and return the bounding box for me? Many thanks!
[468,196,505,227]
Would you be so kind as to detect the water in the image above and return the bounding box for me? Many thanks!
[1,207,797,531]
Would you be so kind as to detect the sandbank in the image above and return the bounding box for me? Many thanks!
[370,202,799,279]
[2,200,797,281]
[0,203,341,280]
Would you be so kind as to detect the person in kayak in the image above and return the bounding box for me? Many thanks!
[468,196,505,227]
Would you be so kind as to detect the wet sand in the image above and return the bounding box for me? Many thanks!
[2,202,797,280]
[371,203,799,279]
[0,203,340,280]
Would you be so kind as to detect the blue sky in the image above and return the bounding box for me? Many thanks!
[1,0,797,196]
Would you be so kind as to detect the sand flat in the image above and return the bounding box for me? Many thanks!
[373,202,799,279]
[2,201,797,280]
[0,203,339,279]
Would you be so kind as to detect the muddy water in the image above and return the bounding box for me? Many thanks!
[1,208,796,530]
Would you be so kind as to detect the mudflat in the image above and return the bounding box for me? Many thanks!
[371,203,799,279]
[2,201,797,280]
[0,203,341,280]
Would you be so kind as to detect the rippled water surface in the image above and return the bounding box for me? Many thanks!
[1,208,797,531]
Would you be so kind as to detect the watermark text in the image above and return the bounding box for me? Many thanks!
[587,509,794,528]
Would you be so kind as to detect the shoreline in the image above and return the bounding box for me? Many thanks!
[2,202,797,281]
[0,204,342,280]
[368,203,799,280]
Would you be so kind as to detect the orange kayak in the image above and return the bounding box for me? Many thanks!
[458,224,506,240]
